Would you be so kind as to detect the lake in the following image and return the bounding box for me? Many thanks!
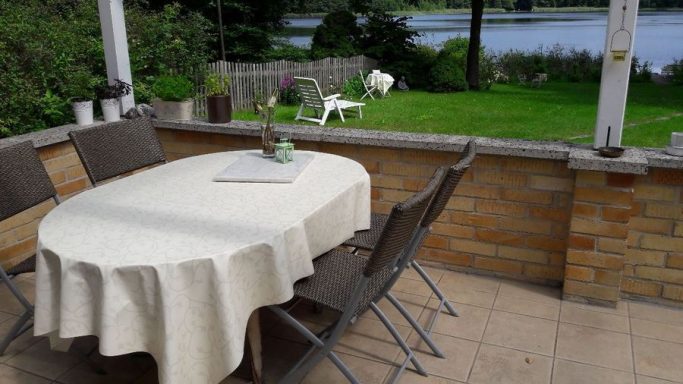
[284,11,683,71]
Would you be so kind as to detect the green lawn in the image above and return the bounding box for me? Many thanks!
[234,82,683,148]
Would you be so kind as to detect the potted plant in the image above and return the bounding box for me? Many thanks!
[64,70,97,126]
[205,73,232,124]
[96,79,132,123]
[152,75,194,121]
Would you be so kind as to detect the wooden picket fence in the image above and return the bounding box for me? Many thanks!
[193,55,377,115]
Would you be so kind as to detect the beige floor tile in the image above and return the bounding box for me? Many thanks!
[0,318,43,364]
[418,299,490,342]
[629,302,683,326]
[401,332,479,382]
[0,310,15,323]
[631,318,683,344]
[468,344,553,384]
[393,278,434,298]
[392,370,465,383]
[0,364,51,384]
[633,336,683,382]
[497,281,561,306]
[436,285,497,309]
[636,375,682,384]
[303,351,392,384]
[402,264,445,283]
[482,311,557,356]
[0,279,35,316]
[552,359,635,384]
[438,271,501,294]
[5,339,82,380]
[560,304,630,333]
[334,316,410,364]
[556,323,633,372]
[361,291,429,327]
[494,295,560,321]
[563,299,629,317]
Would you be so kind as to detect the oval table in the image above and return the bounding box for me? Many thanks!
[34,150,371,384]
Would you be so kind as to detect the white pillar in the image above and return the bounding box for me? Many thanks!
[593,0,639,148]
[98,0,135,114]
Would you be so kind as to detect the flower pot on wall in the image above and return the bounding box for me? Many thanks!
[72,100,94,126]
[207,95,232,124]
[154,99,194,121]
[100,98,120,122]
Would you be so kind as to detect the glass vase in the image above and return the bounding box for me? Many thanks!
[261,123,275,158]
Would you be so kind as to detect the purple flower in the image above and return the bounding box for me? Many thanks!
[279,74,296,90]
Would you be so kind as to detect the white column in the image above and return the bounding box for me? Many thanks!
[98,0,135,114]
[593,0,639,148]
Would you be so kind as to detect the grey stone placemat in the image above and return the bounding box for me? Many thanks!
[213,152,314,183]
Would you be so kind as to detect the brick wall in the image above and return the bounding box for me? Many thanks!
[622,168,683,303]
[3,126,683,308]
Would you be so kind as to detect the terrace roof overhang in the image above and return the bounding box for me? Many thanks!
[98,0,639,148]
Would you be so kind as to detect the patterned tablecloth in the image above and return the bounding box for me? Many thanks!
[366,73,395,96]
[34,150,370,384]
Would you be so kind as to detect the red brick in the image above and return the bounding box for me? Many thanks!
[451,212,498,228]
[527,236,567,252]
[453,183,501,199]
[601,207,632,223]
[565,265,594,282]
[563,280,619,302]
[621,278,662,297]
[530,207,570,222]
[524,265,564,281]
[652,169,683,186]
[475,229,526,247]
[572,203,599,218]
[574,187,633,207]
[500,189,553,205]
[474,257,523,275]
[606,173,636,188]
[566,250,624,270]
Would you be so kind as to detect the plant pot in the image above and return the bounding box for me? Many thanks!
[153,99,194,121]
[72,100,94,126]
[207,95,232,124]
[100,98,120,122]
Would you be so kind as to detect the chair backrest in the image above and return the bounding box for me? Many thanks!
[0,141,58,221]
[363,166,446,277]
[420,139,477,227]
[294,77,325,109]
[69,118,166,186]
[359,70,371,89]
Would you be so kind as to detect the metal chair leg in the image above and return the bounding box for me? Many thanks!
[385,292,444,358]
[411,260,459,317]
[369,302,427,377]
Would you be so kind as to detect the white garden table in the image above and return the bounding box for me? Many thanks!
[366,72,395,97]
[33,150,370,384]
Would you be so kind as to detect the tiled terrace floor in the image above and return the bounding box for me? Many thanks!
[2,268,683,384]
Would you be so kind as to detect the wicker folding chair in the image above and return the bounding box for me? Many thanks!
[343,140,477,359]
[68,118,166,187]
[269,166,446,384]
[0,141,61,355]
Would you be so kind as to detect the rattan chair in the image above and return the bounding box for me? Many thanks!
[269,166,446,384]
[0,141,61,355]
[68,119,166,187]
[343,140,477,358]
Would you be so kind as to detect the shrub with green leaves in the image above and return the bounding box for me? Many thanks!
[672,59,683,86]
[205,73,231,96]
[153,76,195,101]
[429,53,468,92]
[342,73,367,99]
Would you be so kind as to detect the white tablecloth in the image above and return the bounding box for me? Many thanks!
[366,73,395,96]
[34,150,370,384]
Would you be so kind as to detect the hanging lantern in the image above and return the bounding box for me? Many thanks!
[275,137,294,164]
[610,0,632,62]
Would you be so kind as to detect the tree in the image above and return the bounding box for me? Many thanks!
[310,10,362,59]
[465,0,484,90]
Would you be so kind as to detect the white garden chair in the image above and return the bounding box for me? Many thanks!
[360,70,378,100]
[294,77,364,126]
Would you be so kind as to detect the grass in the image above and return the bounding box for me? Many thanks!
[234,82,683,148]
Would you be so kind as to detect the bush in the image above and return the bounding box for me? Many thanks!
[0,0,214,137]
[496,45,602,83]
[671,59,683,86]
[429,53,468,92]
[342,73,367,99]
[279,75,300,105]
[267,41,311,62]
[630,57,652,83]
[205,73,231,96]
[152,75,194,101]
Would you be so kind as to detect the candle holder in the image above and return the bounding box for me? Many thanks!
[275,137,294,164]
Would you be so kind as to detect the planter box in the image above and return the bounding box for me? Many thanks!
[154,99,194,121]
[207,95,232,124]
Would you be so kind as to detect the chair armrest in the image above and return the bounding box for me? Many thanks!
[323,94,341,101]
